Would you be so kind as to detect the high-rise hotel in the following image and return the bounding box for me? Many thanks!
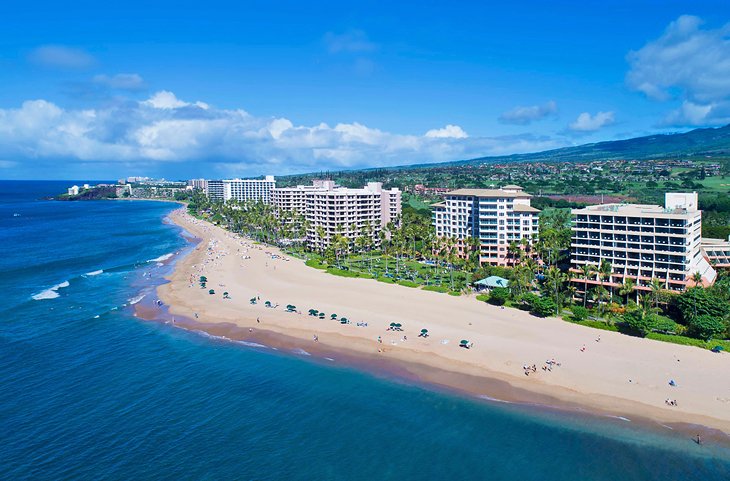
[570,192,717,292]
[271,180,401,250]
[195,176,276,203]
[431,185,540,266]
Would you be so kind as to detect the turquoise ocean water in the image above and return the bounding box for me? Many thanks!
[1,180,729,480]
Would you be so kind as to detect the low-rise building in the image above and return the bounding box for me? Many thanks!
[701,236,730,269]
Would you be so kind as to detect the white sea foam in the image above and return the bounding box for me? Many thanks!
[324,357,335,362]
[292,348,311,356]
[477,394,513,404]
[93,315,100,319]
[605,415,632,422]
[128,294,145,305]
[85,269,104,276]
[149,253,174,263]
[236,340,268,349]
[32,280,70,300]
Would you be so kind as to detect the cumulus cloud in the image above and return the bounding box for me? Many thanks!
[569,111,615,132]
[324,29,377,54]
[29,45,95,69]
[424,124,468,139]
[0,91,569,177]
[92,73,146,91]
[626,15,730,126]
[498,101,558,125]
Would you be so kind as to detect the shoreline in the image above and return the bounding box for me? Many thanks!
[153,207,730,446]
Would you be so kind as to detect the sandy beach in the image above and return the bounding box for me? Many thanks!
[157,208,730,435]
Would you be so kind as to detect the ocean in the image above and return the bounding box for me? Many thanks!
[1,180,729,480]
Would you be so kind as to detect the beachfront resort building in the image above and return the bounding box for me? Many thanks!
[271,181,402,250]
[187,179,208,191]
[200,176,276,203]
[701,236,730,269]
[570,192,717,293]
[431,185,540,266]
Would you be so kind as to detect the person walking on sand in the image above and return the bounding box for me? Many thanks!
[257,317,260,323]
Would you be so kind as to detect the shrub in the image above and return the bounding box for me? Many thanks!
[688,315,727,341]
[476,294,490,303]
[397,280,419,288]
[571,305,588,322]
[488,287,510,306]
[622,309,657,337]
[530,296,557,317]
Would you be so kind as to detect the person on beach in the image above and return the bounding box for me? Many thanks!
[257,317,260,323]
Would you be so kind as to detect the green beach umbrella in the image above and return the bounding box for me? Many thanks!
[209,289,215,295]
[308,309,317,315]
[340,317,348,323]
[331,313,338,319]
[319,313,325,318]
[395,323,402,328]
[389,322,396,328]
[421,329,428,334]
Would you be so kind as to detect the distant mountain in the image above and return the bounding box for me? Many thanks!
[451,124,730,166]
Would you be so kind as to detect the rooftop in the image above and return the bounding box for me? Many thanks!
[513,204,540,213]
[572,203,699,217]
[446,188,531,198]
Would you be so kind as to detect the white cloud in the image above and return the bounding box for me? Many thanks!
[324,30,377,54]
[499,101,558,125]
[29,45,95,69]
[424,124,468,139]
[569,111,615,132]
[92,73,145,91]
[626,15,730,126]
[0,91,570,176]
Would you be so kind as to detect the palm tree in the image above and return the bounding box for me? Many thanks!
[507,241,521,267]
[618,277,635,305]
[599,259,613,304]
[580,264,595,307]
[545,266,567,315]
[649,278,663,309]
[692,271,703,287]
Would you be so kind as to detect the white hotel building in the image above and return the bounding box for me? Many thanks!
[271,180,401,250]
[432,185,540,266]
[570,192,717,292]
[201,176,276,203]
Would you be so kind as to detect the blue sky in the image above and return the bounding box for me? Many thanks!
[1,1,729,179]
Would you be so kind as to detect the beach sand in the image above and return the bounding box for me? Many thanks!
[157,208,730,435]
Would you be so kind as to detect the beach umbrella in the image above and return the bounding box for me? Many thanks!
[460,340,469,347]
[340,317,348,323]
[389,322,396,328]
[209,289,215,295]
[395,323,402,329]
[712,346,724,353]
[200,276,207,282]
[331,313,338,319]
[308,309,317,316]
[421,329,428,336]
[319,313,325,318]
[265,300,272,307]
[223,291,229,296]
